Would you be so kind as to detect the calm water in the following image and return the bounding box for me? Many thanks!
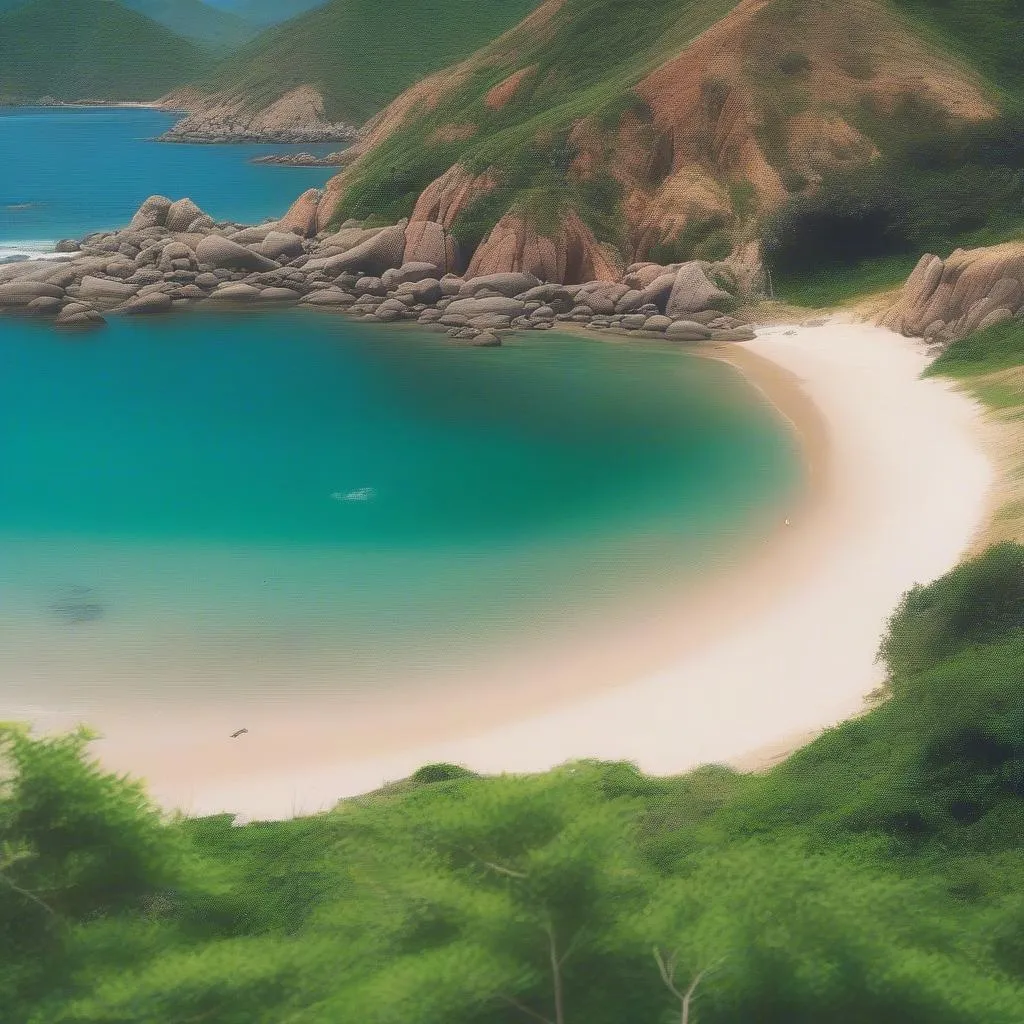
[0,107,800,708]
[0,311,800,700]
[0,106,337,252]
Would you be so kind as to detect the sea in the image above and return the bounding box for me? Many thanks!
[0,106,802,718]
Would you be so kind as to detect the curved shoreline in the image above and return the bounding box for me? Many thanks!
[40,316,987,821]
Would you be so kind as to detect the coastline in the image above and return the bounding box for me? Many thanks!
[41,316,991,821]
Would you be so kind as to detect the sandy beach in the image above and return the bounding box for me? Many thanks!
[11,318,996,820]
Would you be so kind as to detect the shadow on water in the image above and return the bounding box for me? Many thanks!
[49,586,105,625]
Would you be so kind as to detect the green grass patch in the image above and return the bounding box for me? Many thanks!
[773,253,919,308]
[926,321,1024,379]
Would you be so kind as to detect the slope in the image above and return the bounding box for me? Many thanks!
[202,0,329,28]
[122,0,257,51]
[166,0,541,135]
[0,0,207,102]
[309,0,1006,282]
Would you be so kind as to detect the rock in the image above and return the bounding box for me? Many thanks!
[25,295,63,315]
[619,313,648,330]
[261,231,305,262]
[666,262,733,316]
[469,313,513,330]
[439,275,464,296]
[644,315,672,332]
[258,287,301,302]
[164,198,206,233]
[469,331,501,347]
[665,320,712,341]
[403,220,458,276]
[399,278,442,304]
[708,327,757,341]
[355,276,387,296]
[382,262,441,289]
[196,236,279,272]
[0,280,65,306]
[978,308,1015,331]
[121,292,173,314]
[299,289,356,306]
[322,223,407,275]
[229,224,284,245]
[374,298,410,321]
[279,188,323,237]
[444,296,527,318]
[530,305,556,320]
[128,195,172,230]
[208,283,262,301]
[55,304,105,328]
[460,272,540,298]
[78,276,139,304]
[194,272,221,289]
[55,239,80,253]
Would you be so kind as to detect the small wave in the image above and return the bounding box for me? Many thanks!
[331,487,377,503]
[0,240,74,263]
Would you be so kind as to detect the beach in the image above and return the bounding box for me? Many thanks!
[14,317,996,820]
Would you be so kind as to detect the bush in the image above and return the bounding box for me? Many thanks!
[926,320,1024,377]
[878,543,1024,682]
[409,763,477,784]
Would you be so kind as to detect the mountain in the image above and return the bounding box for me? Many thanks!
[302,0,1022,284]
[202,0,328,27]
[160,0,541,141]
[122,0,257,50]
[0,0,207,102]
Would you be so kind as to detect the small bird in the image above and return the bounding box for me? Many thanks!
[230,728,248,739]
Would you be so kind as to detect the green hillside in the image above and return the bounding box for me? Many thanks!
[191,0,542,125]
[123,0,257,50]
[5,539,1024,1020]
[204,0,328,27]
[0,0,207,102]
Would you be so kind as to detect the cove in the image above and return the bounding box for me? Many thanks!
[0,310,800,707]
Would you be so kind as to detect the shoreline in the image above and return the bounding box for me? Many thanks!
[18,317,993,821]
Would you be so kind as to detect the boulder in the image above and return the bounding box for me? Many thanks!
[259,287,302,302]
[444,296,527,318]
[208,283,262,301]
[278,188,323,237]
[373,298,410,322]
[261,231,305,262]
[644,315,672,332]
[398,277,442,305]
[299,289,356,306]
[322,223,407,275]
[403,220,458,276]
[196,236,279,272]
[665,321,713,341]
[78,276,140,303]
[55,303,104,327]
[24,295,63,315]
[666,262,733,316]
[355,276,387,296]
[164,198,206,233]
[460,272,540,298]
[229,224,284,245]
[382,262,440,289]
[128,195,172,230]
[121,292,173,314]
[0,280,65,306]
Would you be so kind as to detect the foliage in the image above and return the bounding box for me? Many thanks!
[765,113,1024,304]
[926,320,1024,378]
[0,0,207,101]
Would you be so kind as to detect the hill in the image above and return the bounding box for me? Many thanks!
[203,0,328,27]
[0,0,207,102]
[122,0,257,50]
[4,539,1024,1020]
[159,0,541,142]
[304,0,1022,284]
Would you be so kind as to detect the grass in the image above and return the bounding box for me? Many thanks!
[773,253,919,308]
[193,0,540,124]
[0,0,208,101]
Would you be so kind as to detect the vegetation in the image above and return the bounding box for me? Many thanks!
[0,0,208,102]
[121,0,258,51]
[5,538,1024,1021]
[331,0,742,236]
[765,113,1024,305]
[192,0,540,126]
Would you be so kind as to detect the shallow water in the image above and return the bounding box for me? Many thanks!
[0,310,800,706]
[0,106,337,250]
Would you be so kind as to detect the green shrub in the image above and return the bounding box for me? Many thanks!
[926,320,1024,377]
[878,543,1024,682]
[409,763,477,784]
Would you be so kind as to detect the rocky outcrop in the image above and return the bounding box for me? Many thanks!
[279,189,323,238]
[0,195,755,347]
[252,152,347,167]
[158,86,360,145]
[879,242,1024,345]
[466,211,623,284]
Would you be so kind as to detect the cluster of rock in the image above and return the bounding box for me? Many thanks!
[251,152,347,166]
[0,195,757,344]
[879,242,1024,347]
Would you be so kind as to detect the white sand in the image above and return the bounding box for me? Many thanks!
[94,317,988,820]
[13,319,995,820]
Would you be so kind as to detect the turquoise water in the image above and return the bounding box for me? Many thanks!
[0,107,337,250]
[0,310,800,692]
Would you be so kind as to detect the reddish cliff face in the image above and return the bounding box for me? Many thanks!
[302,0,999,283]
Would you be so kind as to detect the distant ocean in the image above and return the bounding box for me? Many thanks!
[0,106,337,250]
